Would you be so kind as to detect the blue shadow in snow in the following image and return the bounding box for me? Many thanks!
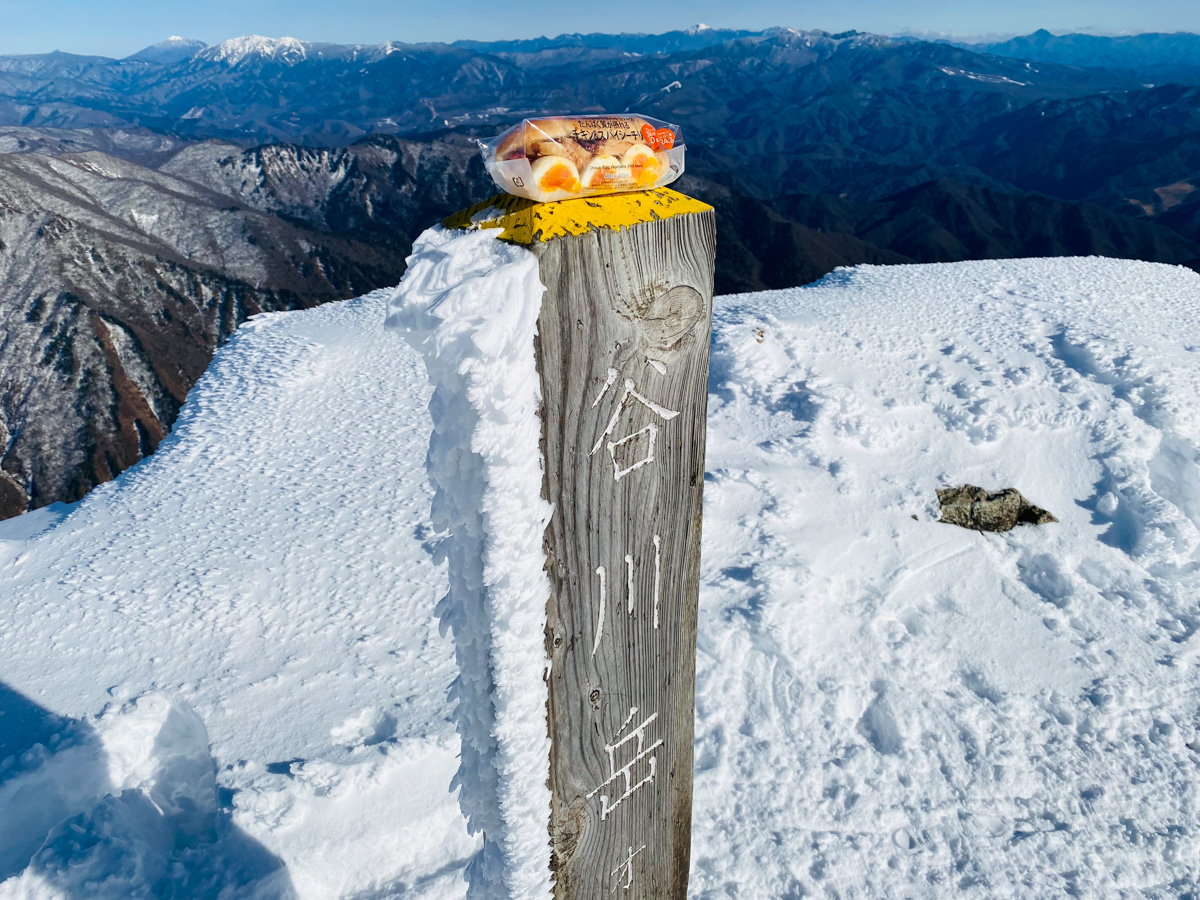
[0,680,297,898]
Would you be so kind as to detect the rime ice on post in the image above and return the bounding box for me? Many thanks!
[385,228,554,900]
[404,188,714,899]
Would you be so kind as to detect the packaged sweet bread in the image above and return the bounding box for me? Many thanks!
[481,114,684,203]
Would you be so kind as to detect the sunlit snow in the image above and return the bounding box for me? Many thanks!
[2,254,1199,898]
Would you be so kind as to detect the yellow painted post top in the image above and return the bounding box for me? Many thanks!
[442,188,713,245]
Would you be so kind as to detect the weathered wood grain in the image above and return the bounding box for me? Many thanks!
[534,208,716,899]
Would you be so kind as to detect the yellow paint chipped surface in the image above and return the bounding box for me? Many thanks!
[443,188,712,244]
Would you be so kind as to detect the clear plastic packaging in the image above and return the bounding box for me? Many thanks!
[481,114,685,203]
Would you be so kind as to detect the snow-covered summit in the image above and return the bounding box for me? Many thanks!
[2,252,1199,898]
[126,35,207,64]
[194,35,415,67]
[198,35,310,65]
[759,26,895,49]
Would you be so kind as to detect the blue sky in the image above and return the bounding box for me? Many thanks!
[1,0,1198,57]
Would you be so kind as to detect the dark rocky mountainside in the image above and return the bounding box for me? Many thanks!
[0,134,488,517]
[694,177,1200,294]
[965,29,1200,84]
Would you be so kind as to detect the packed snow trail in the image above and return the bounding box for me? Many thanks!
[1,256,1199,897]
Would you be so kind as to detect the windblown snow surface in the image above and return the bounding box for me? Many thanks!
[2,253,1199,898]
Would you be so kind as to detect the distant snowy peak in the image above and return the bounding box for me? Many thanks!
[193,35,412,67]
[199,35,310,66]
[758,26,894,50]
[126,36,207,65]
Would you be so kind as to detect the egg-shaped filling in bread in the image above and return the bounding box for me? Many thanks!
[581,155,623,190]
[621,143,666,186]
[530,155,581,194]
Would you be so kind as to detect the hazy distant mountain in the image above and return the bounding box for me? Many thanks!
[0,27,1171,210]
[126,36,207,65]
[452,24,761,67]
[969,29,1200,72]
[0,29,1140,144]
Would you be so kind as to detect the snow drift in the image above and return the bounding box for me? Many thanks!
[0,289,478,899]
[0,693,292,900]
[693,257,1200,896]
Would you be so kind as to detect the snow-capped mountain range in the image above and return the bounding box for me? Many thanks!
[6,25,1200,517]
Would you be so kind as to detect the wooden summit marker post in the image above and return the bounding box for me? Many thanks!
[446,188,715,898]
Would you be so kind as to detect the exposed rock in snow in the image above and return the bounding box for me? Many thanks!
[937,485,1057,531]
[693,256,1200,897]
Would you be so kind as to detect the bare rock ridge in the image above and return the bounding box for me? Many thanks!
[937,485,1058,532]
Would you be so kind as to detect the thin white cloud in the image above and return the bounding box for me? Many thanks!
[894,28,1021,44]
[895,25,1162,45]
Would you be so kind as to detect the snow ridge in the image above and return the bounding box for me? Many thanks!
[200,35,308,65]
[387,228,553,899]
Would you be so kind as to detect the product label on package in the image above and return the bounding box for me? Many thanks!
[640,124,676,151]
[569,118,644,143]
